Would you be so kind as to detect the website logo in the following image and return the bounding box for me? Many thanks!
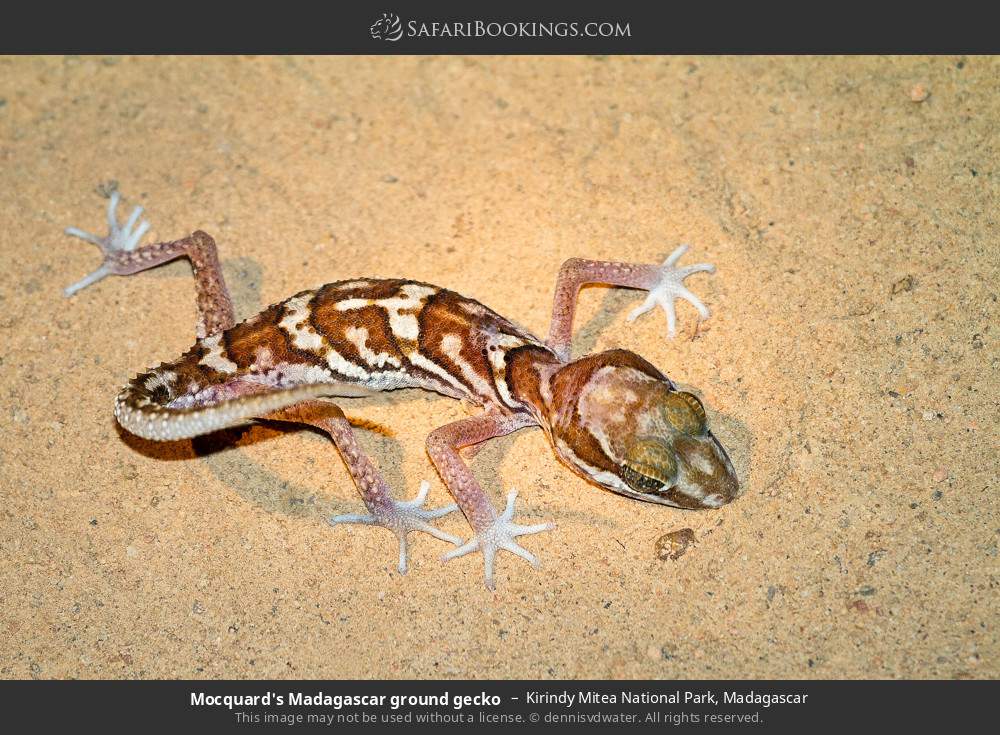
[370,12,403,41]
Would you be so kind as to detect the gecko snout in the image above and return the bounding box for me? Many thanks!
[668,432,740,508]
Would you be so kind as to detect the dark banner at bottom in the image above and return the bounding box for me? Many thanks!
[0,680,993,732]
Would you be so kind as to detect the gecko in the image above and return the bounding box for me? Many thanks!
[64,191,739,589]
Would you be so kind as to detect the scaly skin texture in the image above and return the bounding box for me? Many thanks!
[65,192,739,588]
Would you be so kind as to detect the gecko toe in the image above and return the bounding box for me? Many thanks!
[629,245,717,338]
[63,190,153,296]
[444,489,554,589]
[329,482,462,574]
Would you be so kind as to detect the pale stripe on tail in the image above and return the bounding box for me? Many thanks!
[113,373,352,441]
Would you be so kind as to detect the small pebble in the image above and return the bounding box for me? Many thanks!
[932,467,948,482]
[909,83,929,102]
[655,528,697,561]
[892,275,915,294]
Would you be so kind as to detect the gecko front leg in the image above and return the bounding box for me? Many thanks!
[266,401,461,574]
[426,412,554,589]
[546,244,716,359]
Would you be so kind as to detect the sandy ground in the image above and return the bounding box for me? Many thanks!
[1,56,996,680]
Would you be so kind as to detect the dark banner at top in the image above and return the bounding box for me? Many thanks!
[1,1,996,54]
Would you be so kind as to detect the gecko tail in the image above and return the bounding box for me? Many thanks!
[113,367,345,442]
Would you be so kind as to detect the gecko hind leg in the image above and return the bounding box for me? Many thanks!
[329,480,461,575]
[268,401,461,575]
[64,190,236,337]
[64,190,151,296]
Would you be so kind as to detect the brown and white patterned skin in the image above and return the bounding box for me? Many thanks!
[66,194,739,589]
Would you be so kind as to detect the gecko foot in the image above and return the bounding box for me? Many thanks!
[443,489,555,590]
[329,480,461,575]
[626,244,716,338]
[64,190,152,297]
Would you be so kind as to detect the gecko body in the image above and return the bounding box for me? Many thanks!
[66,192,739,588]
[115,279,541,440]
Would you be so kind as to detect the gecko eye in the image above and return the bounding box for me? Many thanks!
[660,391,707,435]
[621,437,677,494]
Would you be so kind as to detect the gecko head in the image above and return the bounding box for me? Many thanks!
[546,350,739,509]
